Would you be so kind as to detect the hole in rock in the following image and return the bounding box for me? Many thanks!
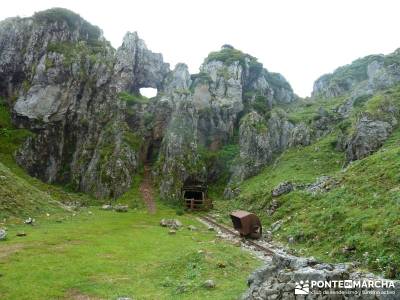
[140,87,157,98]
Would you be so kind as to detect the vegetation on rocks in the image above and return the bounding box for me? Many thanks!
[205,46,259,67]
[118,91,149,105]
[34,8,101,43]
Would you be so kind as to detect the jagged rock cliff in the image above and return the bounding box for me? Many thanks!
[0,8,169,198]
[155,46,298,200]
[312,50,400,163]
[4,8,397,203]
[0,9,297,201]
[312,50,400,99]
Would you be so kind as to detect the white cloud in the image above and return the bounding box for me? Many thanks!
[1,0,400,97]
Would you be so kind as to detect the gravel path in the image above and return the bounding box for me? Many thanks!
[140,165,156,214]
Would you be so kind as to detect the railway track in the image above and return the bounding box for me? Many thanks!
[199,214,275,256]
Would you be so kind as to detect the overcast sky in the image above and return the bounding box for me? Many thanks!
[1,0,400,97]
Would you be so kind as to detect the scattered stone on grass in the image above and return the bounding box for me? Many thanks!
[101,204,113,210]
[160,219,182,229]
[114,205,128,212]
[203,279,216,289]
[270,221,282,232]
[188,225,197,231]
[24,217,35,225]
[0,228,7,240]
[271,181,293,197]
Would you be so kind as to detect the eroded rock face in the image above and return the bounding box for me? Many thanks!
[1,10,298,201]
[156,48,297,200]
[224,110,312,197]
[0,9,168,198]
[345,115,393,162]
[312,50,400,99]
[113,31,169,93]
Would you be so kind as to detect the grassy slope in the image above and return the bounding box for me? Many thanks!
[0,100,97,219]
[0,208,259,300]
[213,87,400,279]
[0,162,61,220]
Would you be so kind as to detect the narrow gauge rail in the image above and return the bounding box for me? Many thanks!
[199,215,275,256]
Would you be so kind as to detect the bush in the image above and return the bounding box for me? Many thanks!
[175,208,184,216]
[251,95,269,116]
[204,47,262,71]
[118,92,149,106]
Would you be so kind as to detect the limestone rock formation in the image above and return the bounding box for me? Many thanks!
[0,8,169,198]
[243,251,400,300]
[0,8,304,202]
[113,31,169,93]
[312,50,400,99]
[156,46,297,200]
[224,109,313,197]
[346,115,394,161]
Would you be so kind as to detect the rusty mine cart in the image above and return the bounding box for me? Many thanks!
[230,210,262,239]
[182,183,212,211]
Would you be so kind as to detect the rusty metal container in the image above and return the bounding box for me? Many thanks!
[229,210,262,239]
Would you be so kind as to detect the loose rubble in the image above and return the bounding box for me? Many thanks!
[306,176,337,194]
[101,204,113,210]
[160,219,182,230]
[271,182,294,197]
[24,217,35,225]
[114,205,128,212]
[0,228,7,240]
[203,279,216,289]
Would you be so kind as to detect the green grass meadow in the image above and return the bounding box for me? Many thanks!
[0,208,259,299]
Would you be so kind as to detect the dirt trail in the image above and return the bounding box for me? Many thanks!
[139,164,156,214]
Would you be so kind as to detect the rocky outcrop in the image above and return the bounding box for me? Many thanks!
[224,110,312,197]
[157,97,206,201]
[227,111,293,183]
[243,251,400,300]
[345,115,394,162]
[344,92,399,162]
[271,181,294,197]
[311,50,400,165]
[312,50,400,99]
[1,9,299,201]
[113,31,169,93]
[0,9,169,198]
[156,47,297,201]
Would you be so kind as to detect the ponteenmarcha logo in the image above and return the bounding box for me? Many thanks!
[293,279,396,296]
[295,280,310,294]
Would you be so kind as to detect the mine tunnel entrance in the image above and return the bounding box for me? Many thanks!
[182,179,212,211]
[183,190,203,200]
